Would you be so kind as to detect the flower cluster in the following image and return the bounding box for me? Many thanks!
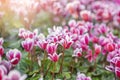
[19,20,119,63]
[0,61,26,80]
[106,43,120,78]
[19,19,120,79]
[19,26,73,62]
[39,0,120,28]
[0,38,26,80]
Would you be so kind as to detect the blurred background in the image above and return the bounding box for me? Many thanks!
[1,0,120,45]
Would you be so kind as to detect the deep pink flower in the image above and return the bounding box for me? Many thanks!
[115,67,120,78]
[115,60,120,78]
[46,43,58,55]
[22,38,34,52]
[105,43,115,52]
[94,44,101,55]
[0,46,4,56]
[94,44,101,60]
[92,36,99,43]
[6,49,22,65]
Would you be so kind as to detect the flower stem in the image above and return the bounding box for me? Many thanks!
[43,61,52,78]
[52,62,56,80]
[59,52,64,73]
[42,50,47,74]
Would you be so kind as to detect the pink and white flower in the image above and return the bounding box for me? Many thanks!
[6,49,22,65]
[46,43,58,55]
[48,52,61,62]
[73,48,82,57]
[59,35,73,49]
[22,38,34,52]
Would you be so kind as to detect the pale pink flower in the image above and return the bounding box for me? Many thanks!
[76,72,92,80]
[0,38,4,46]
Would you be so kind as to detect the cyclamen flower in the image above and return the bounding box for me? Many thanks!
[94,44,101,55]
[0,46,4,56]
[37,40,48,50]
[0,60,12,74]
[46,43,58,55]
[48,52,61,62]
[3,70,27,80]
[115,60,120,77]
[94,44,101,60]
[80,34,89,45]
[59,35,73,49]
[73,48,82,57]
[18,28,35,39]
[85,49,93,62]
[0,67,4,80]
[80,10,92,21]
[92,36,99,43]
[105,43,115,52]
[6,49,22,65]
[35,33,46,45]
[22,38,34,52]
[76,72,92,80]
[0,38,4,46]
[68,20,77,27]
